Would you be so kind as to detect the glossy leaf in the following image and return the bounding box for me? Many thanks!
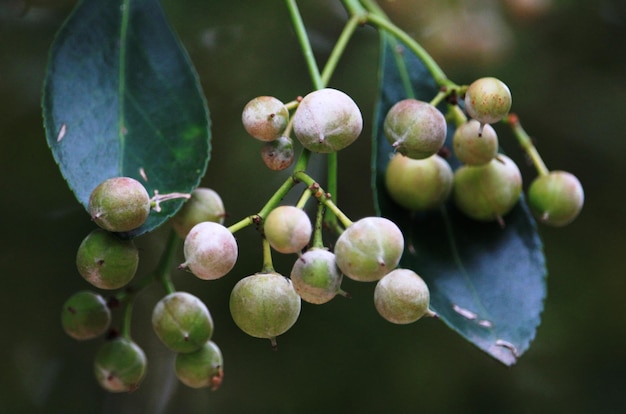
[43,0,211,238]
[372,33,546,365]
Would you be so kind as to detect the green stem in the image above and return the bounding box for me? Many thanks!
[325,152,339,230]
[294,171,353,228]
[296,188,313,209]
[505,114,549,176]
[285,0,323,89]
[320,13,363,87]
[121,298,134,339]
[156,229,179,295]
[261,238,275,273]
[311,202,326,248]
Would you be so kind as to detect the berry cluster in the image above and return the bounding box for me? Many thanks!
[384,77,584,227]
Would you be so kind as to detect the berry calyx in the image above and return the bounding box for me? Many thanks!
[88,177,150,233]
[464,77,512,125]
[374,268,435,324]
[181,221,238,280]
[528,171,584,226]
[453,154,522,223]
[94,337,147,393]
[175,340,224,390]
[229,272,301,348]
[334,217,404,282]
[384,99,447,159]
[261,136,295,171]
[293,88,363,153]
[75,229,139,290]
[452,119,499,165]
[171,188,225,239]
[242,96,289,141]
[263,205,312,254]
[384,153,453,211]
[61,291,111,340]
[290,248,346,304]
[152,292,214,353]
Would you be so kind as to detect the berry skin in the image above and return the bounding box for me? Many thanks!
[181,222,238,280]
[261,136,295,171]
[384,99,447,159]
[242,96,289,142]
[171,188,225,239]
[453,154,522,223]
[61,291,111,340]
[88,177,150,233]
[334,217,404,282]
[263,206,312,254]
[528,171,584,226]
[229,272,301,348]
[452,119,499,166]
[94,337,147,393]
[290,248,345,304]
[464,77,512,125]
[374,268,435,324]
[152,292,214,353]
[76,229,139,290]
[175,340,224,390]
[293,88,363,153]
[385,153,453,211]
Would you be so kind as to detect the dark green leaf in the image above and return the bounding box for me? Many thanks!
[43,0,210,238]
[372,33,546,365]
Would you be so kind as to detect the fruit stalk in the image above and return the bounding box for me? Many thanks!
[506,113,549,176]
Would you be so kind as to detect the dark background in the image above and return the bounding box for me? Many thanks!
[1,0,625,413]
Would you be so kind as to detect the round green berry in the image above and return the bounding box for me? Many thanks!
[384,99,447,159]
[171,188,225,239]
[175,340,224,390]
[528,171,584,226]
[88,177,150,233]
[334,217,404,282]
[181,221,238,280]
[453,154,522,222]
[264,206,312,254]
[293,88,363,153]
[452,119,499,165]
[242,96,289,141]
[464,77,512,125]
[94,337,147,393]
[61,291,111,340]
[152,292,214,353]
[385,153,453,211]
[374,268,435,324]
[261,136,295,171]
[229,272,301,347]
[290,248,345,304]
[76,229,139,290]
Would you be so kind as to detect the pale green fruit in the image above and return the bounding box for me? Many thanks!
[293,88,363,153]
[61,291,111,340]
[94,337,147,393]
[88,177,150,232]
[290,248,345,304]
[528,171,584,226]
[453,154,522,222]
[264,206,312,254]
[464,77,512,125]
[334,217,404,282]
[175,340,224,390]
[181,221,238,280]
[374,268,435,324]
[171,188,225,239]
[385,153,453,211]
[452,119,499,165]
[242,96,289,141]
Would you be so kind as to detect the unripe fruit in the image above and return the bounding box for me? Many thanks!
[171,188,225,239]
[452,120,499,165]
[61,291,111,340]
[334,217,404,282]
[263,206,312,254]
[175,340,224,390]
[76,229,139,290]
[88,177,150,232]
[464,77,512,125]
[229,272,301,347]
[374,268,434,324]
[453,154,522,222]
[528,171,584,226]
[152,292,214,353]
[261,136,295,171]
[241,96,289,141]
[385,153,453,211]
[293,88,363,153]
[181,222,238,280]
[290,248,345,304]
[94,337,147,392]
[384,99,447,159]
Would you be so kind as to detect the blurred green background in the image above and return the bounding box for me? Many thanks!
[1,0,625,413]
